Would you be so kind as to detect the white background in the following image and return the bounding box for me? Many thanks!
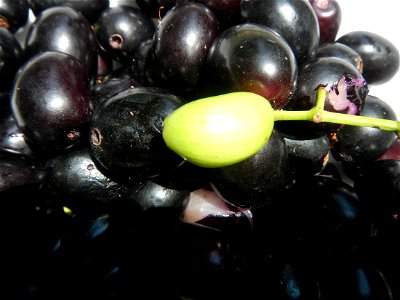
[336,0,400,117]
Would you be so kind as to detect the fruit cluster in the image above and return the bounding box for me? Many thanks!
[1,0,399,299]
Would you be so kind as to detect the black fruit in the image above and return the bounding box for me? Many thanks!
[89,87,185,182]
[11,51,92,154]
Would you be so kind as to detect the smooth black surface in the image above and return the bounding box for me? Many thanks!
[28,0,110,24]
[332,95,398,163]
[337,31,400,85]
[211,129,291,208]
[95,6,155,63]
[203,23,297,109]
[241,0,320,64]
[11,51,92,154]
[25,6,99,79]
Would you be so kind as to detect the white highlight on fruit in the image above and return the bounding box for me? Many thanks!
[278,3,296,22]
[262,62,277,76]
[185,31,197,48]
[204,113,238,134]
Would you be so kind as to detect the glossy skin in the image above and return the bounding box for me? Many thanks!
[95,6,155,63]
[315,42,363,72]
[44,147,132,217]
[1,1,400,298]
[152,2,219,95]
[11,51,92,154]
[278,56,368,137]
[289,57,367,112]
[337,31,400,85]
[211,129,291,209]
[0,0,29,32]
[0,27,23,94]
[310,0,342,44]
[90,77,140,108]
[28,0,110,24]
[89,87,185,182]
[25,6,99,79]
[127,180,190,225]
[203,23,297,109]
[240,0,320,65]
[179,0,242,29]
[332,95,398,164]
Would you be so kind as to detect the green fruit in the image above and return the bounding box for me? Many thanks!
[162,92,275,168]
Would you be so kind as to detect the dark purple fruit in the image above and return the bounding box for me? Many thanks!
[203,23,297,109]
[28,0,110,24]
[331,95,398,164]
[315,42,363,72]
[127,180,190,224]
[43,147,132,218]
[179,0,241,30]
[310,0,342,44]
[337,31,400,85]
[241,0,320,64]
[95,6,156,63]
[89,87,185,182]
[290,57,367,113]
[24,6,98,79]
[152,2,219,96]
[211,129,291,209]
[11,51,92,154]
[90,77,140,109]
[277,56,368,137]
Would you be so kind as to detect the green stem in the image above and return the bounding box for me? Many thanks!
[273,87,400,135]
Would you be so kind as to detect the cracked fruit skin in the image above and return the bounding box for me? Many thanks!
[162,92,275,168]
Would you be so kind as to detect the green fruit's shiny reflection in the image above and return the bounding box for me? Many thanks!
[162,92,275,168]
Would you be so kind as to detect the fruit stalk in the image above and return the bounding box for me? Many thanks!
[274,86,400,135]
